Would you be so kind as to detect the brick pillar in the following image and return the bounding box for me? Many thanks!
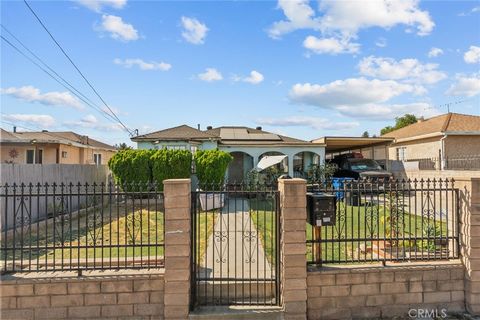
[278,178,307,319]
[461,178,480,315]
[163,179,191,320]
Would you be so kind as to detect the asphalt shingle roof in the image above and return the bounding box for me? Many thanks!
[131,125,218,141]
[381,113,480,140]
[0,130,116,150]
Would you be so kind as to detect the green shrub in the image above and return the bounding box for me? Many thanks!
[195,150,233,184]
[108,149,153,189]
[151,149,192,186]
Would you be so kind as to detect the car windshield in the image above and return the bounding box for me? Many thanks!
[348,159,383,171]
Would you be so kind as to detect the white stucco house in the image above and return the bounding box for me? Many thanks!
[131,125,325,180]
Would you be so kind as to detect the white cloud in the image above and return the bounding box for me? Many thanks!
[290,78,419,107]
[257,116,359,130]
[458,6,480,16]
[446,73,480,97]
[198,68,223,82]
[64,114,124,131]
[1,86,83,110]
[232,70,264,84]
[335,102,439,120]
[428,47,443,58]
[99,14,138,41]
[288,78,435,119]
[464,46,480,64]
[2,114,56,127]
[375,37,387,48]
[267,0,321,39]
[358,56,447,84]
[76,0,126,12]
[113,58,171,71]
[181,16,208,45]
[303,36,359,55]
[269,0,434,55]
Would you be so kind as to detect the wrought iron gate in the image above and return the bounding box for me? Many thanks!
[191,184,280,307]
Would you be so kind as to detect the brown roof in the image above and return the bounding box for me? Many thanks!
[0,130,116,150]
[382,113,480,140]
[131,125,218,141]
[133,125,314,146]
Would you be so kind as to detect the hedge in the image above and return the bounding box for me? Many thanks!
[108,149,192,190]
[108,149,153,189]
[151,149,192,184]
[195,149,233,184]
[108,148,232,189]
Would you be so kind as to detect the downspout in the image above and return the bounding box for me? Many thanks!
[440,133,447,170]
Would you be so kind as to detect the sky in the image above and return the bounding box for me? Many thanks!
[1,0,479,147]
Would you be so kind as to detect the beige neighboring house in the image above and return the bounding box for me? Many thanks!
[382,113,480,170]
[0,129,117,165]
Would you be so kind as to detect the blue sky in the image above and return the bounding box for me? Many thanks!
[1,0,479,146]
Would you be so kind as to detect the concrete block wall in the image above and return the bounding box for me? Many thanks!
[0,270,164,320]
[307,262,465,319]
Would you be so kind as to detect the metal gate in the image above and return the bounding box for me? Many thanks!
[191,184,280,307]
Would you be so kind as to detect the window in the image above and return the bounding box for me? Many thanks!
[37,149,43,164]
[26,150,35,164]
[94,153,102,165]
[62,151,68,158]
[396,147,407,161]
[165,145,186,150]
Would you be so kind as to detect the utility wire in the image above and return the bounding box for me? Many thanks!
[1,24,119,124]
[1,35,122,126]
[23,0,133,136]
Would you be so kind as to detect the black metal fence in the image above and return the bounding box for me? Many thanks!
[0,182,164,273]
[191,182,280,307]
[306,178,459,265]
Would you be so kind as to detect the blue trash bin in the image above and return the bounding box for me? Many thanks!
[331,177,354,200]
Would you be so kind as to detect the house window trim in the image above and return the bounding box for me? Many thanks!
[26,149,35,164]
[396,147,407,161]
[94,153,102,165]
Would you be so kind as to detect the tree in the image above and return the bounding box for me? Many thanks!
[361,131,369,137]
[115,142,132,150]
[380,114,418,135]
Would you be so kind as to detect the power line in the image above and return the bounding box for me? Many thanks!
[23,0,133,136]
[1,24,117,122]
[0,34,123,126]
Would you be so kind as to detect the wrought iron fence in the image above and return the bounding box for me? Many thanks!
[306,178,459,265]
[0,182,164,273]
[191,182,280,307]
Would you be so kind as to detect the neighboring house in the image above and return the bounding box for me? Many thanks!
[382,113,480,170]
[132,125,325,179]
[0,129,117,165]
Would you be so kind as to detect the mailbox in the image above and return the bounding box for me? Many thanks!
[307,192,336,227]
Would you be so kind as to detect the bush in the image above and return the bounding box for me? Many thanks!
[195,150,233,184]
[108,149,192,190]
[151,149,192,186]
[108,149,153,189]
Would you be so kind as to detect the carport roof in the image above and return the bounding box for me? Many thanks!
[312,136,394,153]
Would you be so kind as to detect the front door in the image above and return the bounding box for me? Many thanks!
[228,153,244,182]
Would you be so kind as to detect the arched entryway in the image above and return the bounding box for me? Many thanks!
[293,151,321,178]
[227,151,254,182]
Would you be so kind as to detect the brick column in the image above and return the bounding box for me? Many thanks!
[278,178,307,319]
[461,178,480,315]
[163,179,191,320]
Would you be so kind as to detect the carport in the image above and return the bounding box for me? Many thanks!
[311,136,394,169]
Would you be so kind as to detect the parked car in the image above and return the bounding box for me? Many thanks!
[330,153,392,182]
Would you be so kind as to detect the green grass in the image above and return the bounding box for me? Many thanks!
[248,198,449,265]
[249,197,277,263]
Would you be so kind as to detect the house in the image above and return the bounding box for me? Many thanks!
[381,113,480,170]
[131,125,325,179]
[0,129,117,165]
